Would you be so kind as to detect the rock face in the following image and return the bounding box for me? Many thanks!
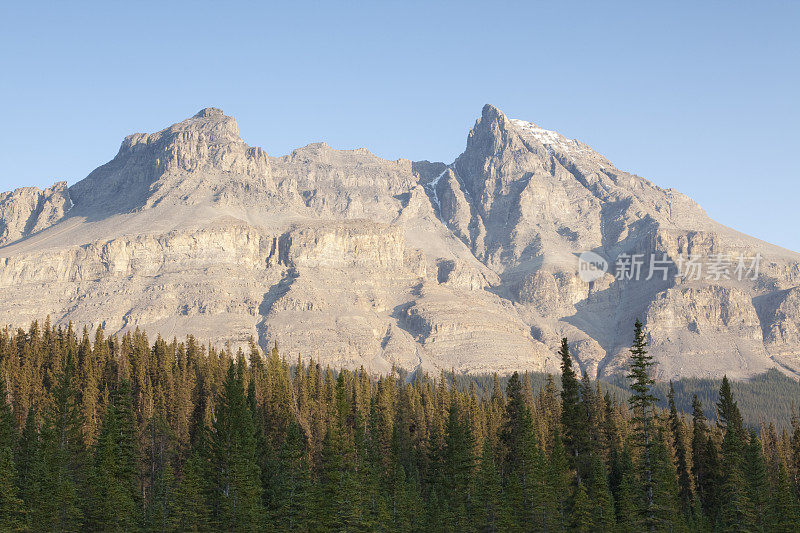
[1,105,798,379]
[0,182,71,246]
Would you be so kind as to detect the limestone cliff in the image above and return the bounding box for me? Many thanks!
[0,106,798,379]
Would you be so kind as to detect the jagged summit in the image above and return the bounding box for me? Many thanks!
[194,107,225,118]
[0,106,798,381]
[66,107,268,213]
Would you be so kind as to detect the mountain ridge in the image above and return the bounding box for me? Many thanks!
[1,105,798,380]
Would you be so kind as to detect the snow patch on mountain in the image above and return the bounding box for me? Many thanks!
[509,118,581,153]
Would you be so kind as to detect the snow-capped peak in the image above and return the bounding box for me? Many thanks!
[509,118,581,154]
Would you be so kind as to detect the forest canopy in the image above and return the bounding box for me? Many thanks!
[1,319,799,531]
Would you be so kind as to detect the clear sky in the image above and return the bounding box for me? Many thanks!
[1,1,798,251]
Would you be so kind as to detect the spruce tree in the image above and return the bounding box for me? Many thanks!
[769,463,800,532]
[473,439,507,532]
[667,382,693,514]
[627,319,657,531]
[717,376,755,532]
[313,372,364,531]
[0,379,24,530]
[649,426,686,532]
[442,398,474,529]
[570,481,593,533]
[267,420,310,531]
[548,428,571,526]
[743,430,768,531]
[170,447,210,531]
[87,379,140,531]
[5,317,800,532]
[559,339,589,481]
[29,357,85,531]
[586,454,616,531]
[612,445,641,532]
[690,394,716,519]
[501,372,557,530]
[207,362,264,531]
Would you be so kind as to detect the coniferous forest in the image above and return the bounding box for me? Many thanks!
[1,318,800,531]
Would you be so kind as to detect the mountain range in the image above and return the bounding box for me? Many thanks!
[1,105,798,380]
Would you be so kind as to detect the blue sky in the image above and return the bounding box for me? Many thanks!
[1,1,798,250]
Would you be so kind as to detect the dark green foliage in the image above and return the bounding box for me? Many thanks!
[611,445,641,531]
[608,368,800,428]
[170,448,209,531]
[27,356,85,531]
[690,394,719,520]
[207,363,264,530]
[0,378,24,530]
[442,399,474,529]
[0,319,797,531]
[627,319,658,530]
[668,382,693,514]
[473,439,506,532]
[649,427,685,532]
[266,420,310,530]
[559,338,588,478]
[717,376,756,532]
[770,463,800,531]
[87,380,140,531]
[743,430,768,531]
[585,455,615,530]
[570,481,593,532]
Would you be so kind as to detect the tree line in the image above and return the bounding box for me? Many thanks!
[0,317,799,531]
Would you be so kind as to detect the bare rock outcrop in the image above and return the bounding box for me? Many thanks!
[641,285,771,379]
[0,182,71,246]
[0,106,798,380]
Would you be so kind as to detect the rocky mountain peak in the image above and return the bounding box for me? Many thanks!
[480,103,504,121]
[0,181,71,246]
[1,107,799,381]
[120,107,242,153]
[68,108,268,212]
[465,104,515,153]
[193,107,225,118]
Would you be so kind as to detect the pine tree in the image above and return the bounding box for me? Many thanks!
[612,445,641,532]
[667,382,693,514]
[170,447,210,531]
[626,319,658,531]
[315,417,365,531]
[15,408,39,514]
[472,439,506,532]
[442,398,475,529]
[769,463,800,532]
[548,428,571,525]
[717,376,755,532]
[717,376,743,435]
[6,316,800,533]
[146,458,175,531]
[87,379,140,531]
[0,378,24,530]
[743,430,768,531]
[586,454,616,530]
[500,372,557,530]
[559,338,589,481]
[649,426,686,532]
[570,481,593,532]
[312,372,365,531]
[266,420,310,531]
[690,394,717,519]
[28,356,85,531]
[207,362,264,531]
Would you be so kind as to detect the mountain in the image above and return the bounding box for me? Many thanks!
[1,105,798,380]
